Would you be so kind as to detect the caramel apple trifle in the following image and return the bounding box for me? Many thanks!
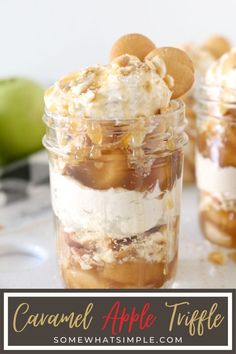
[196,48,236,249]
[43,33,194,288]
[181,36,231,183]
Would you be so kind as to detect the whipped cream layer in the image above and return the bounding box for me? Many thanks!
[45,55,172,120]
[196,152,236,200]
[51,170,181,238]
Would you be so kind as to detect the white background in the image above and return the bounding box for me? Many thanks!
[0,0,235,85]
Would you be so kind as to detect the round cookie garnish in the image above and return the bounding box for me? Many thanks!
[146,47,194,98]
[203,35,231,59]
[110,33,156,61]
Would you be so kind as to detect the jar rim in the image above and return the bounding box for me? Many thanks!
[196,80,236,124]
[43,98,187,156]
[197,80,236,105]
[44,99,185,124]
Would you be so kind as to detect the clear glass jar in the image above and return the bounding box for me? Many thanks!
[43,100,187,288]
[196,83,236,248]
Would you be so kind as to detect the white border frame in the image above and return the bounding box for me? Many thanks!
[3,292,233,351]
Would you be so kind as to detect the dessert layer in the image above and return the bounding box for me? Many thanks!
[197,122,236,168]
[51,170,181,237]
[60,256,177,289]
[58,222,178,288]
[199,194,236,248]
[63,148,183,192]
[45,55,173,120]
[200,215,235,248]
[196,152,236,200]
[64,227,168,269]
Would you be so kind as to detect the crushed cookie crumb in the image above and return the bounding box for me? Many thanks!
[120,67,133,76]
[151,56,167,78]
[145,59,156,71]
[114,55,131,67]
[144,81,152,92]
[208,251,226,265]
[164,74,175,88]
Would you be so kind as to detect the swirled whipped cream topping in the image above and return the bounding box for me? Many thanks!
[204,48,236,109]
[44,54,173,120]
[206,48,236,90]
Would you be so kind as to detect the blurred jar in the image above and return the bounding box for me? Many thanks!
[43,100,187,288]
[182,35,231,183]
[196,83,236,248]
[181,43,215,184]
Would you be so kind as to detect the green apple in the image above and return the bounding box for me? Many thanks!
[0,78,45,165]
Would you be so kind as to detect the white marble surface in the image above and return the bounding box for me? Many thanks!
[0,183,235,289]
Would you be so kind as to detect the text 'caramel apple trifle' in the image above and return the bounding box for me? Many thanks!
[181,36,231,183]
[196,48,236,249]
[43,33,194,288]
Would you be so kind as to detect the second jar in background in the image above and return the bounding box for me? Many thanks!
[196,84,236,248]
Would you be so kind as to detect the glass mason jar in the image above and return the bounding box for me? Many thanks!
[43,100,187,288]
[196,83,236,248]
